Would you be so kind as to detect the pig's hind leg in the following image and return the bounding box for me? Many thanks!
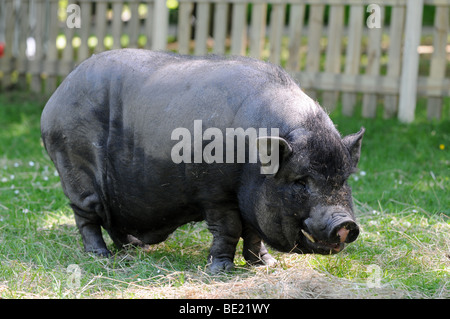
[53,151,111,257]
[72,201,111,257]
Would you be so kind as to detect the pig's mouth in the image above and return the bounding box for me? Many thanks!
[298,221,359,255]
[300,229,344,254]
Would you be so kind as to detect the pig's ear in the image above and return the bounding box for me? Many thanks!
[342,127,365,167]
[256,136,292,175]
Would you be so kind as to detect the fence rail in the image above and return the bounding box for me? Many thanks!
[0,0,449,122]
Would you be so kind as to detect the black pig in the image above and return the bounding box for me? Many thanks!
[41,49,364,273]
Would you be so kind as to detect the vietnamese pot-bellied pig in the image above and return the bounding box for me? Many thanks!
[41,49,364,273]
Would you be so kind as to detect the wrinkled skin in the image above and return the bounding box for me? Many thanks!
[41,49,364,273]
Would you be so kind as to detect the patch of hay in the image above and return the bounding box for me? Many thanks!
[120,255,421,299]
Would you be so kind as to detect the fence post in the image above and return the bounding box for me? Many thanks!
[426,5,449,120]
[322,4,344,112]
[44,0,59,94]
[213,2,229,55]
[341,4,363,116]
[305,4,325,99]
[249,3,266,59]
[111,2,123,50]
[78,0,91,61]
[287,3,305,71]
[398,0,424,123]
[94,1,107,53]
[153,0,168,51]
[0,0,14,89]
[231,3,247,56]
[384,5,405,119]
[269,3,285,65]
[194,2,210,56]
[30,0,44,93]
[362,5,384,118]
[128,1,140,48]
[178,1,193,54]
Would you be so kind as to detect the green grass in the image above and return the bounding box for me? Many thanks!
[330,98,450,215]
[0,91,449,298]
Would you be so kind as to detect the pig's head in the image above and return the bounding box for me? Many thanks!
[239,117,364,255]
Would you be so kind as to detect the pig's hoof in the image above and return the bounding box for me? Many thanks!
[261,253,277,267]
[87,248,112,258]
[247,253,277,267]
[208,258,235,274]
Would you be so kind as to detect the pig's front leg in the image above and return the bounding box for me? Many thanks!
[242,223,276,266]
[205,207,242,273]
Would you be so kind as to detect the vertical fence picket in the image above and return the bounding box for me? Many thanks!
[306,4,325,99]
[362,5,384,118]
[30,0,44,92]
[152,0,168,50]
[178,1,193,54]
[128,1,140,48]
[0,0,14,88]
[17,0,29,87]
[78,0,91,62]
[323,4,344,112]
[178,1,192,54]
[341,4,363,116]
[194,2,210,55]
[111,2,123,50]
[249,2,266,59]
[426,5,449,120]
[44,0,60,94]
[231,3,247,56]
[398,0,424,123]
[94,1,107,53]
[384,4,405,118]
[269,3,285,65]
[62,1,75,77]
[0,0,6,89]
[287,3,305,72]
[213,2,229,55]
[144,0,154,49]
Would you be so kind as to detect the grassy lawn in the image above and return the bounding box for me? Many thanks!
[0,91,449,299]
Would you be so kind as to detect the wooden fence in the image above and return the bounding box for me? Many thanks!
[0,0,449,122]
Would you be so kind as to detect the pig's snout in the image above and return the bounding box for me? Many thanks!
[302,208,360,254]
[330,219,359,244]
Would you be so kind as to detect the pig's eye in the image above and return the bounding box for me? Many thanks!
[291,177,310,198]
[294,177,308,188]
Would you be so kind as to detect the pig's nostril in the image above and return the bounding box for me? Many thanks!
[334,221,359,243]
[337,227,349,243]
